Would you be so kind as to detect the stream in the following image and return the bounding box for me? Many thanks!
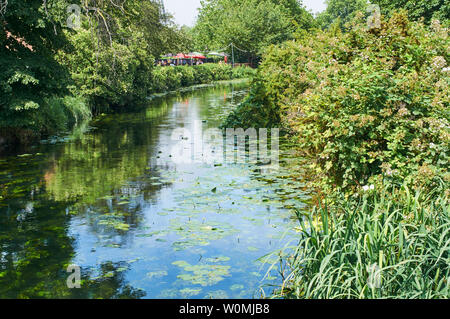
[0,80,309,299]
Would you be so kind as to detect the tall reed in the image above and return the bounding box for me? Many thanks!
[275,185,449,299]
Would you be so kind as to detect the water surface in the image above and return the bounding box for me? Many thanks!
[0,80,308,299]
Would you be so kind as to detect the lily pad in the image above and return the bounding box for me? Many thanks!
[173,261,231,287]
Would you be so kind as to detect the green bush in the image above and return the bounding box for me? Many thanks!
[192,65,213,84]
[152,67,183,92]
[221,80,281,129]
[179,66,196,87]
[232,66,258,79]
[57,27,155,113]
[151,64,255,93]
[276,185,449,299]
[225,11,449,192]
[0,95,90,146]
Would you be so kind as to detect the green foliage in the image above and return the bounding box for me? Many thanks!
[38,96,91,135]
[221,80,281,129]
[228,12,449,192]
[151,64,255,93]
[129,1,194,57]
[316,0,369,30]
[57,0,182,112]
[277,185,449,299]
[231,66,257,79]
[373,0,450,24]
[316,0,449,29]
[58,26,154,112]
[192,0,315,62]
[222,36,317,129]
[55,1,216,112]
[0,0,72,142]
[293,13,449,191]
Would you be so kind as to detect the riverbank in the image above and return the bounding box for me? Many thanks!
[0,65,256,154]
[221,12,449,298]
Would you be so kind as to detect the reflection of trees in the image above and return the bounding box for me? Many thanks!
[0,196,144,298]
[0,81,252,298]
[42,101,173,244]
[0,100,177,298]
[197,81,250,126]
[45,127,154,204]
[72,261,146,299]
[42,82,247,206]
[0,196,75,298]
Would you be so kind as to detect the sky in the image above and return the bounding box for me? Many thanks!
[163,0,327,27]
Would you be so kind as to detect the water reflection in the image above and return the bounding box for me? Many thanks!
[0,80,308,299]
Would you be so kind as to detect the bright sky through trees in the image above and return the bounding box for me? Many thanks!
[164,0,327,26]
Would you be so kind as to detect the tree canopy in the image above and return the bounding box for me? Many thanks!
[0,0,71,131]
[192,0,315,62]
[374,0,449,24]
[317,0,449,29]
[0,0,192,145]
[316,0,369,29]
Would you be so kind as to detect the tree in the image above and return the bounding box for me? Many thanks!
[373,0,449,24]
[0,0,72,141]
[316,0,369,29]
[192,0,315,63]
[128,0,193,57]
[57,0,190,112]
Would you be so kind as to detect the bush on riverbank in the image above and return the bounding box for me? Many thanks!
[151,64,256,92]
[57,27,155,114]
[277,184,449,299]
[221,11,449,299]
[0,95,90,146]
[225,11,449,194]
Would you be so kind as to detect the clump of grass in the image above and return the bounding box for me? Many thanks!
[276,185,449,299]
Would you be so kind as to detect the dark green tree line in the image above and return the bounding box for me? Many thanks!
[0,0,191,147]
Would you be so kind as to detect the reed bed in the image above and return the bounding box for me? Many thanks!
[275,186,449,299]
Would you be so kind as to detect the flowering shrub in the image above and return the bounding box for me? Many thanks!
[230,11,449,193]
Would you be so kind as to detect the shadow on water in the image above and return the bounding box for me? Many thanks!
[0,80,309,299]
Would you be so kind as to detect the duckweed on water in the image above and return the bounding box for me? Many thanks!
[173,260,231,287]
[169,219,237,250]
[180,288,202,298]
[204,256,231,263]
